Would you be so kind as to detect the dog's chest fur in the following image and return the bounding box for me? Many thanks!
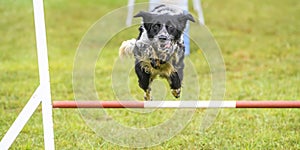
[135,27,183,79]
[140,60,174,79]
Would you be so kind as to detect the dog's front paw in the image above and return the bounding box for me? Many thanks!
[144,89,152,101]
[171,88,181,98]
[144,94,152,101]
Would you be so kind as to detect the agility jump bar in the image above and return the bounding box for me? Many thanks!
[52,101,300,108]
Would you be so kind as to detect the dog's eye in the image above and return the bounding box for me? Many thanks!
[166,25,175,33]
[152,24,161,32]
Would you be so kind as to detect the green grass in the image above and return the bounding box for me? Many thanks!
[1,0,300,149]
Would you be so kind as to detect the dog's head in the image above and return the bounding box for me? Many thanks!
[134,5,195,51]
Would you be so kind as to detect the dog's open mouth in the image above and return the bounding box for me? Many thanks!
[159,41,172,49]
[159,42,172,50]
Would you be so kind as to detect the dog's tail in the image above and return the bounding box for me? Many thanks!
[119,38,136,58]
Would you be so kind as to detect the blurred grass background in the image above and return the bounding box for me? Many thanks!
[0,0,299,149]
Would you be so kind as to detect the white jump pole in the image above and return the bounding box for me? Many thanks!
[33,0,55,149]
[126,0,135,26]
[193,0,205,25]
[0,0,55,149]
[0,88,43,149]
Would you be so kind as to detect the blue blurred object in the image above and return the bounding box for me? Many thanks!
[183,22,190,55]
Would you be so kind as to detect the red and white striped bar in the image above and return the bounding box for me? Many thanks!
[52,101,300,108]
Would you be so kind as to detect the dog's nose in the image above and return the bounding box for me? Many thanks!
[158,35,167,41]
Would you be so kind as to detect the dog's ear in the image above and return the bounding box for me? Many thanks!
[180,13,195,23]
[177,13,195,24]
[185,13,195,22]
[134,11,153,21]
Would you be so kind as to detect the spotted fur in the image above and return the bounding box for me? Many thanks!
[119,5,194,100]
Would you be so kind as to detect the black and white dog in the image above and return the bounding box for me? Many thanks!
[119,5,194,100]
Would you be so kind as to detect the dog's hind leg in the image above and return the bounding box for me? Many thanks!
[135,61,152,100]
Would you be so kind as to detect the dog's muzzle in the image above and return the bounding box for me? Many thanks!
[158,35,172,50]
